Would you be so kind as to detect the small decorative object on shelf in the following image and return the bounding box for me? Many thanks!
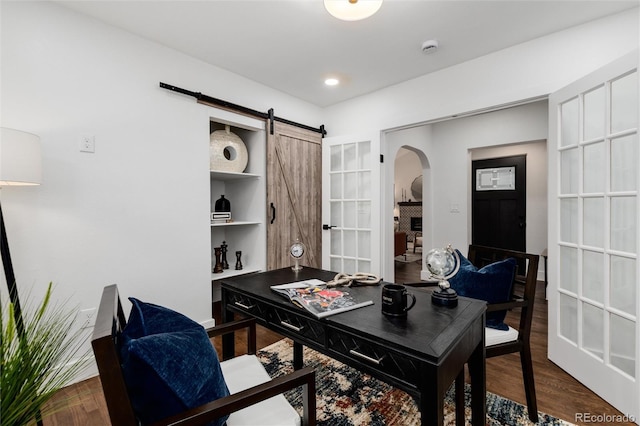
[235,251,243,270]
[221,240,229,269]
[290,238,306,272]
[213,247,224,273]
[213,195,232,223]
[425,244,460,307]
[210,125,249,173]
[215,195,231,212]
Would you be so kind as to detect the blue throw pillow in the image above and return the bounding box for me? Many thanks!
[119,298,230,425]
[449,250,517,330]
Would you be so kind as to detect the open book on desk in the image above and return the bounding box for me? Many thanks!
[271,279,374,319]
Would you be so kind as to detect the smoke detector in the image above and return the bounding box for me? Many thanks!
[421,39,439,54]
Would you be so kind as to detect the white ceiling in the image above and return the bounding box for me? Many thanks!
[56,0,638,108]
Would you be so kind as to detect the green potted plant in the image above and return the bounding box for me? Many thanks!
[1,282,90,425]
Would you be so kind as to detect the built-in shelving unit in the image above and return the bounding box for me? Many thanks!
[209,111,266,281]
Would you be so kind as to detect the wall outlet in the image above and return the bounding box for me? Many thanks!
[80,135,95,153]
[80,307,97,329]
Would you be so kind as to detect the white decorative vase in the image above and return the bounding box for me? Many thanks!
[210,125,248,173]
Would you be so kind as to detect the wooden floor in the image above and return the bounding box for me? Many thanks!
[43,261,633,425]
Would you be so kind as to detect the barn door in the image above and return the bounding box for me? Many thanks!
[548,50,639,419]
[266,122,322,270]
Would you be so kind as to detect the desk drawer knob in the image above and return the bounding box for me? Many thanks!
[234,301,255,310]
[280,321,304,332]
[349,349,384,366]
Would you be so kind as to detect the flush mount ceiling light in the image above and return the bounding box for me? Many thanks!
[324,0,383,21]
[324,77,340,86]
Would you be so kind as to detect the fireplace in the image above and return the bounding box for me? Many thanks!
[398,202,422,240]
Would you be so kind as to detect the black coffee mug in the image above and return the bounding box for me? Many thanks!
[381,284,416,317]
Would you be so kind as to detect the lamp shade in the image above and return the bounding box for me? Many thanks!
[0,127,42,186]
[324,0,383,21]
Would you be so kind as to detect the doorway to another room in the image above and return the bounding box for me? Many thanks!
[394,147,424,283]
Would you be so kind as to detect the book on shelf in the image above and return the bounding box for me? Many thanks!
[270,279,374,319]
[211,212,231,223]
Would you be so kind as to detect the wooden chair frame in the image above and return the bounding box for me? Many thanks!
[91,284,316,426]
[459,245,539,423]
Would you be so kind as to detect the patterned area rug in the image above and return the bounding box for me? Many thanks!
[257,339,574,426]
[394,253,422,264]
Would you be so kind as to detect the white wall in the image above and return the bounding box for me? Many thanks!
[394,148,423,207]
[324,8,639,136]
[0,1,322,377]
[329,8,638,281]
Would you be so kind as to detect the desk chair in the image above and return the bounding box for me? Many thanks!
[458,245,539,423]
[91,284,316,426]
[406,245,539,423]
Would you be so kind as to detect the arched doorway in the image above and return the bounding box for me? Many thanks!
[387,143,431,283]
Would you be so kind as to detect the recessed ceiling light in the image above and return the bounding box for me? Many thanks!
[324,0,383,21]
[325,78,340,86]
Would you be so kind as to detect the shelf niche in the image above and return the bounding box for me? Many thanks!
[209,113,266,281]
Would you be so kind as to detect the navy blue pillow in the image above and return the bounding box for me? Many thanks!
[449,251,517,330]
[119,298,230,425]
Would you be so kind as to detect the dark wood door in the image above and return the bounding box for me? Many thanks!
[472,155,526,251]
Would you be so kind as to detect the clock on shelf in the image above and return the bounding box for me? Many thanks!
[290,239,306,272]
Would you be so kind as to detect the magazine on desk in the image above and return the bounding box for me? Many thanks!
[270,279,374,318]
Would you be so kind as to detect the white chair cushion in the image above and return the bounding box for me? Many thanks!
[221,354,301,426]
[485,325,519,347]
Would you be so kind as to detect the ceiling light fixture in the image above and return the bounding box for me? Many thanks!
[324,78,340,86]
[324,0,383,21]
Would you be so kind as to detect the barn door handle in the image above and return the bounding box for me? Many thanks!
[322,224,336,230]
[270,203,276,224]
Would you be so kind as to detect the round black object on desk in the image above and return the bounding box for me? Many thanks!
[431,287,458,307]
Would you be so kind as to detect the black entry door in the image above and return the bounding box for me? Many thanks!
[472,155,526,251]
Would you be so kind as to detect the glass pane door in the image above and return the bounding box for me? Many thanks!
[322,134,381,275]
[549,51,638,419]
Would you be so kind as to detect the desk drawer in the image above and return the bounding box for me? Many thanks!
[266,308,326,346]
[225,291,326,346]
[327,328,420,386]
[226,292,271,320]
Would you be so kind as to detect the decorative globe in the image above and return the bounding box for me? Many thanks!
[425,247,456,278]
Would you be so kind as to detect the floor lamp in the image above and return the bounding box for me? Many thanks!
[0,127,42,335]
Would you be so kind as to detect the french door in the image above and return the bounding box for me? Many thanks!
[548,50,639,419]
[321,133,381,276]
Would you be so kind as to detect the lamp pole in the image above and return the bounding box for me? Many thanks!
[0,200,24,335]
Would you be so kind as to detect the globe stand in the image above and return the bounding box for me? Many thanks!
[425,245,461,308]
[431,281,458,307]
[292,258,303,272]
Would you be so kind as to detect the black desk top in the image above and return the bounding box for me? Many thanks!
[221,267,486,362]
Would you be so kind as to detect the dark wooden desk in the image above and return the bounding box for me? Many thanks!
[220,267,486,426]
